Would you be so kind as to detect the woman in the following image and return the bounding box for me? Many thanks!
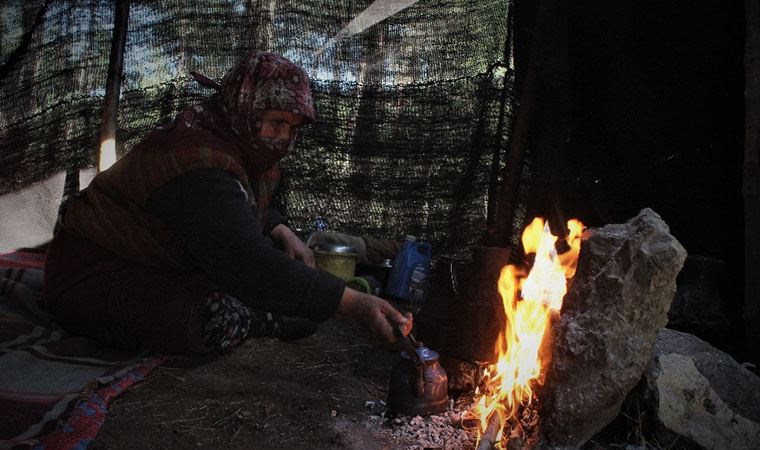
[44,51,410,354]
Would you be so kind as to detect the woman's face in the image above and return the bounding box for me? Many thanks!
[259,110,304,141]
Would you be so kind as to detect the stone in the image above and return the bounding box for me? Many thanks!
[541,208,687,447]
[639,328,760,449]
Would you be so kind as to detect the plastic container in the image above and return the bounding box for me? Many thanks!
[385,235,432,303]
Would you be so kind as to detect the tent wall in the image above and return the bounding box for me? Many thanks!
[0,0,515,259]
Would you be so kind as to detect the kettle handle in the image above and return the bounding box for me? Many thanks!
[392,325,426,398]
[411,362,425,398]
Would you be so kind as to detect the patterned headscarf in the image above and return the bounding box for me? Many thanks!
[217,51,315,123]
[193,51,315,175]
[126,52,313,227]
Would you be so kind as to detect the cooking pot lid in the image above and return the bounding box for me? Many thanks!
[307,232,359,255]
[314,242,358,255]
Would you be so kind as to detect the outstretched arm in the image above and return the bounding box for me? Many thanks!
[337,287,412,343]
[269,223,316,268]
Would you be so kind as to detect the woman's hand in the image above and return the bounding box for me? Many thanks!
[337,287,413,343]
[270,224,316,268]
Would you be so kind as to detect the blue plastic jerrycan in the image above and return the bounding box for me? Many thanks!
[385,235,432,303]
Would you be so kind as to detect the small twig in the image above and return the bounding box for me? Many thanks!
[212,407,242,427]
[161,417,204,425]
[186,402,209,413]
[123,401,178,414]
[158,371,187,383]
[229,425,243,444]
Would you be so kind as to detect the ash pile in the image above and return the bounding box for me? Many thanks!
[360,397,477,450]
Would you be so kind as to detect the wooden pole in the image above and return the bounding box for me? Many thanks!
[98,0,130,172]
[485,3,515,235]
[522,0,569,243]
[743,0,760,367]
[483,0,549,248]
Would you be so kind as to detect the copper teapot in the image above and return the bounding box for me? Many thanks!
[388,330,448,416]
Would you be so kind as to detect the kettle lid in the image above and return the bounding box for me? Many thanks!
[401,346,439,362]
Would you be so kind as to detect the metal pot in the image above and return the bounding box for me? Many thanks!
[415,246,511,363]
[312,242,358,281]
[388,345,449,416]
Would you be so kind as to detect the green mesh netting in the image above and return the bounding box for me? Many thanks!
[1,0,514,260]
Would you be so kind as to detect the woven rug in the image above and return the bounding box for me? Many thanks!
[0,251,166,449]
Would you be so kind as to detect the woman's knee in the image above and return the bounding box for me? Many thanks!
[198,292,252,352]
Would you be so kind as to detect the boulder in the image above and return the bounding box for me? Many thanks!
[639,328,760,449]
[541,208,687,447]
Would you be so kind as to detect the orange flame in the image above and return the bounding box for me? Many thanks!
[471,218,584,447]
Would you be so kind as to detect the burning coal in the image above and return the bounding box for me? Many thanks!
[468,218,584,448]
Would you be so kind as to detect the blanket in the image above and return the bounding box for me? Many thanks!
[0,252,166,449]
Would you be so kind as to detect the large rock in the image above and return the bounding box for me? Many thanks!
[541,208,687,447]
[639,328,760,449]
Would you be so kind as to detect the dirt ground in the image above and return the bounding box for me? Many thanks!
[90,314,465,450]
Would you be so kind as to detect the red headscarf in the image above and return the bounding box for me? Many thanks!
[196,51,315,176]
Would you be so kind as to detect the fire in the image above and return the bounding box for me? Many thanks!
[470,218,584,447]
